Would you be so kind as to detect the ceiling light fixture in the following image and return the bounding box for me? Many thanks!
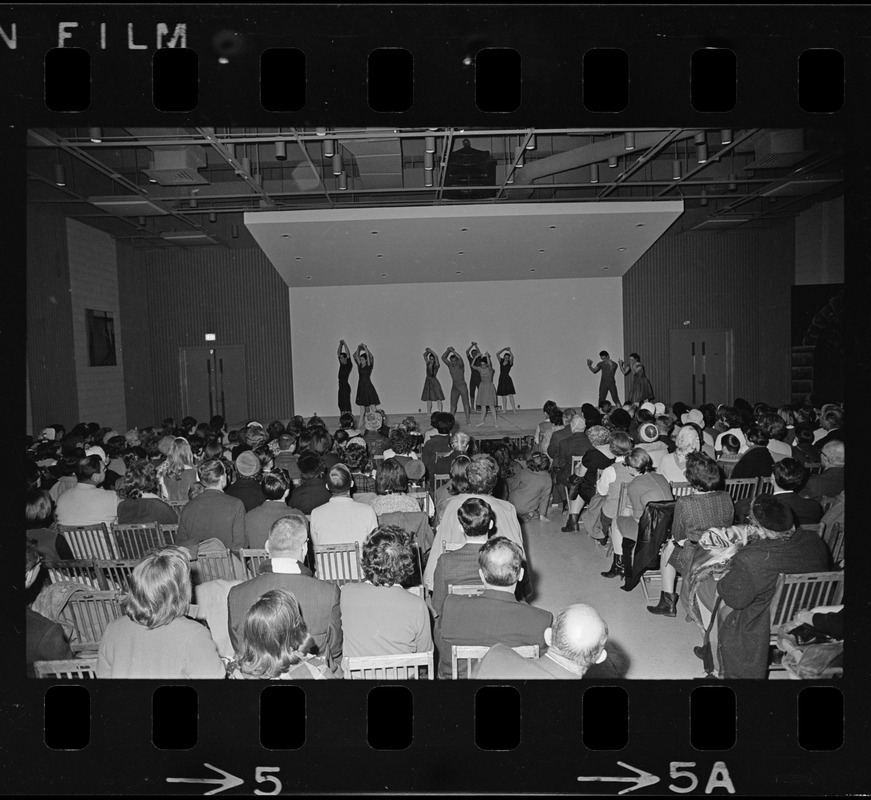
[88,127,102,143]
[338,171,347,190]
[608,156,618,168]
[694,132,708,164]
[323,137,335,158]
[54,163,65,186]
[424,172,433,187]
[672,160,682,181]
[728,174,737,191]
[315,127,327,136]
[720,129,733,145]
[590,163,599,184]
[332,150,343,176]
[525,133,535,150]
[424,152,434,171]
[231,224,239,238]
[209,212,217,223]
[189,191,198,209]
[137,216,146,226]
[425,136,436,153]
[514,146,525,168]
[506,170,514,184]
[624,132,635,151]
[700,190,709,206]
[275,141,287,161]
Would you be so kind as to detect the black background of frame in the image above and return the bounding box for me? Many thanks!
[2,4,868,795]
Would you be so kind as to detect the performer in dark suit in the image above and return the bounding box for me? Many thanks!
[466,341,482,409]
[587,350,621,406]
[227,517,343,675]
[337,340,353,415]
[434,537,551,678]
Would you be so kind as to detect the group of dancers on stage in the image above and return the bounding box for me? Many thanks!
[336,340,517,427]
[587,350,655,406]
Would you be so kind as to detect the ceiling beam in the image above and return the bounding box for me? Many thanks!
[195,127,276,209]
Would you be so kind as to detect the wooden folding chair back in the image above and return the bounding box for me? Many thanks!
[822,523,844,565]
[110,523,166,560]
[342,651,434,680]
[406,585,424,598]
[756,476,775,496]
[433,473,450,491]
[159,523,179,543]
[448,583,486,597]
[570,456,584,477]
[797,523,824,538]
[408,490,431,514]
[63,590,123,653]
[94,560,139,592]
[44,559,102,589]
[805,463,824,475]
[168,500,188,520]
[59,523,117,560]
[769,571,845,631]
[196,551,238,582]
[33,657,98,679]
[725,477,758,502]
[239,549,269,579]
[451,644,539,679]
[669,481,694,498]
[818,495,839,513]
[314,542,362,584]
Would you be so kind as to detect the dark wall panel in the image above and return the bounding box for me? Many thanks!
[622,223,795,407]
[119,247,294,425]
[27,204,78,429]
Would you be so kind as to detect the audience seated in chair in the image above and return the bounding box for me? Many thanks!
[117,461,177,526]
[26,539,74,677]
[507,451,553,522]
[800,441,844,502]
[225,451,267,512]
[245,470,306,549]
[368,458,422,515]
[55,455,120,527]
[287,452,331,514]
[96,546,225,679]
[729,425,775,480]
[227,516,343,675]
[734,458,822,526]
[26,489,74,562]
[472,604,612,679]
[435,537,551,678]
[227,588,336,680]
[421,412,456,477]
[311,463,378,549]
[340,526,432,658]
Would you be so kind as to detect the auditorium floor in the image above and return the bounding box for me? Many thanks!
[520,510,706,680]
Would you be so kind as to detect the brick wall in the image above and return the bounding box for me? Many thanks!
[66,219,127,432]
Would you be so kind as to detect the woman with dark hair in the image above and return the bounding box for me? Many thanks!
[495,347,517,413]
[117,461,178,525]
[488,442,516,501]
[228,588,334,680]
[435,454,472,525]
[713,406,747,453]
[26,489,74,561]
[472,352,499,428]
[266,420,286,443]
[649,452,733,617]
[353,343,380,416]
[539,406,564,456]
[97,546,225,679]
[337,340,353,415]
[421,348,445,413]
[369,458,421,514]
[158,437,199,501]
[339,525,432,657]
[342,442,375,494]
[729,425,774,479]
[613,448,673,549]
[308,428,339,470]
[716,434,742,478]
[618,352,654,404]
[534,400,558,453]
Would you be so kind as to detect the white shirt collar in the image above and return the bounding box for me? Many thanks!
[271,557,302,574]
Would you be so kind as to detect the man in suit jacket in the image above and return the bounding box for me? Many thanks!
[472,604,610,679]
[176,459,247,555]
[287,452,331,515]
[547,407,577,466]
[432,497,494,616]
[227,516,342,674]
[555,416,593,485]
[800,441,845,502]
[734,458,822,525]
[435,537,552,678]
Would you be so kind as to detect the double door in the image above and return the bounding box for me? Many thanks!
[179,345,248,424]
[668,329,732,406]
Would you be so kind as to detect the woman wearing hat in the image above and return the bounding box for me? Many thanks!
[618,353,654,404]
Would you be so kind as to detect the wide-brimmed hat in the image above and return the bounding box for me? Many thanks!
[235,450,261,477]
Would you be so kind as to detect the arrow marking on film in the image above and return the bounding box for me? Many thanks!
[166,763,244,796]
[577,761,661,795]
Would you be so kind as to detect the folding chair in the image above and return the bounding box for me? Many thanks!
[314,542,362,584]
[725,477,758,502]
[110,523,166,559]
[451,644,539,679]
[756,476,775,496]
[196,550,238,582]
[33,657,98,679]
[239,548,269,579]
[448,583,486,597]
[159,523,179,543]
[563,455,585,507]
[804,463,824,475]
[44,559,102,589]
[59,523,118,560]
[822,523,844,566]
[63,590,123,654]
[342,651,434,680]
[94,559,139,592]
[768,571,845,671]
[818,495,839,513]
[669,481,694,498]
[168,500,188,520]
[433,474,450,491]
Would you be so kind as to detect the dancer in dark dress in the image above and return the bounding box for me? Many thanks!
[466,341,481,409]
[442,346,471,425]
[587,350,621,406]
[619,352,654,404]
[496,347,517,413]
[421,348,445,414]
[337,340,353,415]
[353,343,380,418]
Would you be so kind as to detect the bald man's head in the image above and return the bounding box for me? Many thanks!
[478,537,524,587]
[549,604,608,670]
[821,440,844,467]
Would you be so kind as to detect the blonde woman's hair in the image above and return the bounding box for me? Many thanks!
[122,546,192,629]
[163,437,195,480]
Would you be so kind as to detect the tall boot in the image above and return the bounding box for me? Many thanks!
[600,555,624,578]
[561,513,580,532]
[647,591,678,616]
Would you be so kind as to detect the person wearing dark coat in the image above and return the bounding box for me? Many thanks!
[729,425,774,480]
[800,440,845,502]
[224,451,267,512]
[704,496,829,679]
[734,459,822,525]
[286,453,331,515]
